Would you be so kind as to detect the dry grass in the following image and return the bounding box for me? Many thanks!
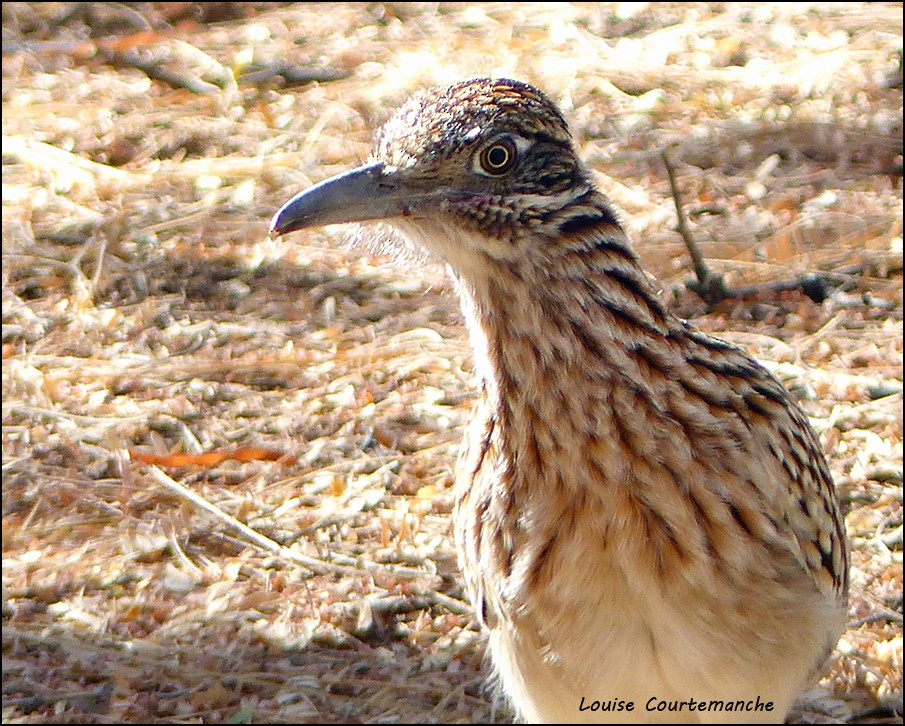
[2,2,902,723]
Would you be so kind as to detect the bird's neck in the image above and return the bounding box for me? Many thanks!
[447,207,688,512]
[453,214,673,414]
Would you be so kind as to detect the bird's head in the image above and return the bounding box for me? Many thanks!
[270,78,604,269]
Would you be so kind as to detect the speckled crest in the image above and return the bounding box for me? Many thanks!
[372,78,572,170]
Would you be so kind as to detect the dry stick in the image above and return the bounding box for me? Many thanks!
[661,152,840,306]
[429,589,474,616]
[1,41,220,94]
[146,465,430,581]
[3,135,151,186]
[662,151,729,304]
[239,62,351,88]
[99,48,222,94]
[3,40,348,91]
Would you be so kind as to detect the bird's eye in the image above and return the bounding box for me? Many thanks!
[477,138,518,175]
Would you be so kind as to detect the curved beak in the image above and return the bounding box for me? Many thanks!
[269,161,426,238]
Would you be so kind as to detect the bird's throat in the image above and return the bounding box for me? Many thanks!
[451,232,673,489]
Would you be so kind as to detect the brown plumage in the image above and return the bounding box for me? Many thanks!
[270,78,849,724]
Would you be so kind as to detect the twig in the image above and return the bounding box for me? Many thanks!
[145,465,431,581]
[662,151,729,304]
[1,682,113,711]
[239,62,351,88]
[661,152,855,306]
[429,589,474,616]
[717,274,831,303]
[3,135,151,187]
[4,403,146,427]
[98,47,222,94]
[848,608,904,628]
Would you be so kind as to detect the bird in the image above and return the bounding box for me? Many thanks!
[269,78,849,724]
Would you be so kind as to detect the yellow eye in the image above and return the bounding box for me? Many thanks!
[478,138,517,175]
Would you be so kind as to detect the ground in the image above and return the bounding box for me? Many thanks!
[1,2,902,723]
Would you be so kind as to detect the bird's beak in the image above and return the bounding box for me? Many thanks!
[269,161,426,238]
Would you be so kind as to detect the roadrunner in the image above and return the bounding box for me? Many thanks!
[270,78,848,724]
